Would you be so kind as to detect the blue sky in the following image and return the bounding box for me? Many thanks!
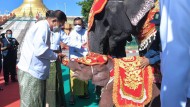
[0,0,83,16]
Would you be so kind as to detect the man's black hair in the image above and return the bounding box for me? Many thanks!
[74,17,83,24]
[46,10,55,18]
[54,10,67,22]
[74,17,85,29]
[6,29,12,34]
[6,29,13,33]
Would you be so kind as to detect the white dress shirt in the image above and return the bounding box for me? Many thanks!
[50,30,70,51]
[17,20,58,80]
[68,29,88,59]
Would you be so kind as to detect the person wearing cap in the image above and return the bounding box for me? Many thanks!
[159,0,190,107]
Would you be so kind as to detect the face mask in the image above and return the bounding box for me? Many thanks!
[74,25,82,32]
[7,34,12,38]
[53,26,61,32]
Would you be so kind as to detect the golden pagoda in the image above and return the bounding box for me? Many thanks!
[12,0,48,17]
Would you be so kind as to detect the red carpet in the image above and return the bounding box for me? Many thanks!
[0,73,20,107]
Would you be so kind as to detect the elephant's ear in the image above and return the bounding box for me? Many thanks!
[124,0,154,26]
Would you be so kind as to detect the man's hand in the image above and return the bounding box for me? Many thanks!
[60,42,69,50]
[57,53,65,62]
[140,57,150,69]
[1,44,11,51]
[81,42,88,48]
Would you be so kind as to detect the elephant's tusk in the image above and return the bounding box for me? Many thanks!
[105,77,114,89]
[91,66,94,75]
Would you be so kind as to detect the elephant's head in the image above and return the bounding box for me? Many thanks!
[67,53,114,86]
[66,0,155,86]
[88,0,154,57]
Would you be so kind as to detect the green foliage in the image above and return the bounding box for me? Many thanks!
[77,0,93,22]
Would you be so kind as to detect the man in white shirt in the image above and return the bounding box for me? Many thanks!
[48,29,68,105]
[46,10,68,107]
[50,30,65,51]
[69,18,88,59]
[17,10,66,107]
[68,17,89,105]
[159,0,190,107]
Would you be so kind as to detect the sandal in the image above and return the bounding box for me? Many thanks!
[69,100,75,105]
[78,93,90,99]
[69,95,75,105]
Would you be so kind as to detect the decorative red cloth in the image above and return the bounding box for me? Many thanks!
[111,56,154,107]
[74,52,108,65]
[62,58,69,65]
[62,53,154,107]
[62,52,108,66]
[88,0,108,32]
[138,0,159,50]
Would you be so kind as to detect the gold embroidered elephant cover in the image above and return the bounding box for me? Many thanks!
[111,56,154,107]
[63,53,154,107]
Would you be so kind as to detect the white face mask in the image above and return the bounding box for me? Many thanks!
[53,26,61,32]
[7,34,12,38]
[74,25,82,32]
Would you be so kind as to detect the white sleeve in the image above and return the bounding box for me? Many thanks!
[67,32,82,49]
[84,30,88,43]
[32,24,58,60]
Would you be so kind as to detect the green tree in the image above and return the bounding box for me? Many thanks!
[77,0,93,22]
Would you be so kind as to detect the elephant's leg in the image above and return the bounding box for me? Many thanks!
[145,83,161,107]
[99,81,114,107]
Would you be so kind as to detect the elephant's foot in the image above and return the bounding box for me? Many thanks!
[99,81,114,107]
